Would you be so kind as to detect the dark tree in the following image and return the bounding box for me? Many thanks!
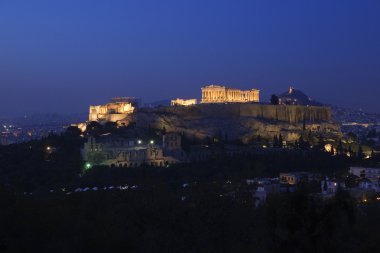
[357,145,365,160]
[273,135,279,148]
[323,180,328,192]
[302,117,306,131]
[347,132,358,143]
[345,173,359,188]
[348,146,353,156]
[104,121,118,132]
[298,136,310,150]
[256,135,262,143]
[86,121,103,136]
[278,134,283,148]
[308,130,312,141]
[337,140,344,155]
[65,126,82,137]
[270,94,279,105]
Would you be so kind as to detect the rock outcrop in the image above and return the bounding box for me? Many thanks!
[128,104,341,143]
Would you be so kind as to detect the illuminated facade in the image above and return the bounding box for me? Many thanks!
[83,133,185,167]
[280,172,320,185]
[201,85,259,104]
[171,98,197,106]
[89,97,139,122]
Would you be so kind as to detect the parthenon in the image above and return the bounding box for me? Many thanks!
[201,85,260,103]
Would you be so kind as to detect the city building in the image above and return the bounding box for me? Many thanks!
[201,85,259,104]
[255,179,280,199]
[357,178,380,192]
[83,133,185,168]
[321,178,345,195]
[89,97,140,122]
[280,172,320,185]
[349,167,380,181]
[171,98,197,106]
[246,178,281,206]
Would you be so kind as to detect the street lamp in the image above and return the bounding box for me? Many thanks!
[85,163,92,170]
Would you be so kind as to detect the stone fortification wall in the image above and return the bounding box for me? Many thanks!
[239,104,331,123]
[139,104,331,124]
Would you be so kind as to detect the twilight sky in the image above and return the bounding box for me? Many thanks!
[0,0,379,117]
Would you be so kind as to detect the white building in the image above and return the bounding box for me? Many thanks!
[247,178,280,206]
[321,179,345,195]
[358,178,380,192]
[349,167,380,182]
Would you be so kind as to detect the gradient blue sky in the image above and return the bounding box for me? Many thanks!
[0,0,379,116]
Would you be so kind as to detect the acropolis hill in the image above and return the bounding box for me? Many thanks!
[86,85,341,143]
[132,103,340,143]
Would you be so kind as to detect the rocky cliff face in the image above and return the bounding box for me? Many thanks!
[129,104,341,143]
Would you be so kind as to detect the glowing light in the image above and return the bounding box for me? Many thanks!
[85,163,92,170]
[324,144,332,152]
[138,140,142,144]
[150,140,154,144]
[46,146,51,151]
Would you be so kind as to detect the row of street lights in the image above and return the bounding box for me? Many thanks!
[137,140,155,145]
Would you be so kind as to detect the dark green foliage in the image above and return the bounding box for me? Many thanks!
[357,145,365,160]
[273,135,279,147]
[270,94,279,105]
[345,174,359,188]
[298,136,310,150]
[0,130,84,191]
[1,128,380,252]
[103,121,118,132]
[337,140,344,155]
[0,184,379,253]
[86,121,103,136]
[347,132,358,143]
